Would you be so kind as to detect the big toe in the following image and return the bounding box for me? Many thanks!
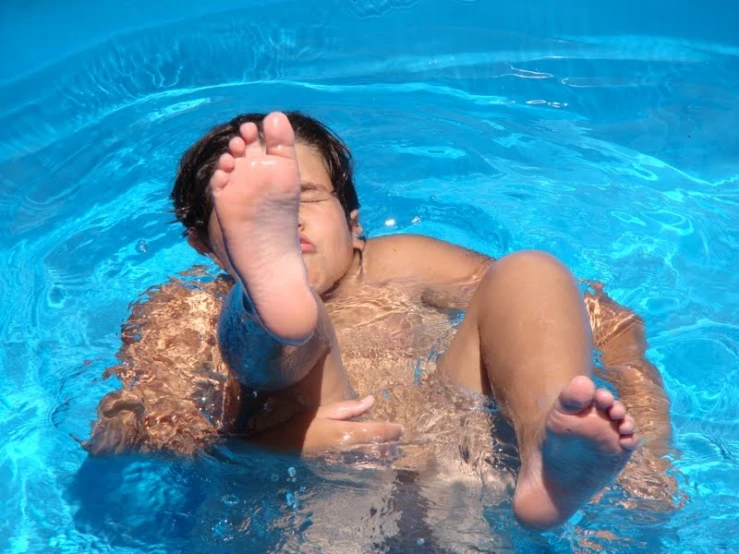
[263,112,297,157]
[557,375,596,413]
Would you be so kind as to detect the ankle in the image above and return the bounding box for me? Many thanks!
[515,418,547,459]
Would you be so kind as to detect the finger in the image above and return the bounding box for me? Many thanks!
[316,396,375,421]
[336,421,404,446]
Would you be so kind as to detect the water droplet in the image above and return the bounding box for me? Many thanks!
[136,239,148,253]
[417,538,425,546]
[286,492,294,507]
[222,494,239,506]
[385,218,396,226]
[288,466,296,478]
[270,473,279,482]
[411,216,421,224]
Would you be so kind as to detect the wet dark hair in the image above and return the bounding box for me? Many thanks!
[171,111,359,243]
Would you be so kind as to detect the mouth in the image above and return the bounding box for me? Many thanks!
[300,236,316,253]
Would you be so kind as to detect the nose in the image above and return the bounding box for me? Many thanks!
[298,213,305,231]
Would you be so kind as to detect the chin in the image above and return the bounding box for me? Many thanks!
[306,272,323,294]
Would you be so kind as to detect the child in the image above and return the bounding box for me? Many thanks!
[87,111,675,530]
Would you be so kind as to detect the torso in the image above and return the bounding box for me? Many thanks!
[326,282,455,390]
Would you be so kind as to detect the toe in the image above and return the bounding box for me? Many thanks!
[263,112,297,159]
[229,136,246,157]
[594,389,615,411]
[240,122,259,144]
[557,375,596,413]
[218,152,235,172]
[618,415,636,435]
[608,401,627,421]
[619,433,640,451]
[210,168,229,190]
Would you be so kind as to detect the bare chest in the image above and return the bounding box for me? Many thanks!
[325,285,456,392]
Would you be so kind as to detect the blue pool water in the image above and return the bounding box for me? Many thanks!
[1,0,738,552]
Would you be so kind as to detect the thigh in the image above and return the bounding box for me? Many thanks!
[436,308,488,395]
[437,250,591,396]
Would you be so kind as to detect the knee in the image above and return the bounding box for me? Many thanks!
[494,249,570,275]
[483,250,575,286]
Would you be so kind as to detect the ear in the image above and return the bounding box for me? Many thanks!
[349,209,365,250]
[187,228,213,256]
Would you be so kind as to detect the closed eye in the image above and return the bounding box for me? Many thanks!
[300,183,335,203]
[301,182,330,192]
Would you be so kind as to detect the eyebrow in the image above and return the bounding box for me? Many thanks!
[301,181,332,191]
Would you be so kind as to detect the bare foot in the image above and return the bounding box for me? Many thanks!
[513,376,639,529]
[209,112,318,344]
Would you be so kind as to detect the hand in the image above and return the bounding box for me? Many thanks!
[250,395,403,455]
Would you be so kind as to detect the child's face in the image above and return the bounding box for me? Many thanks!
[204,142,362,294]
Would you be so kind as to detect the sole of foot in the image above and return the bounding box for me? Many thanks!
[209,112,318,344]
[513,375,638,529]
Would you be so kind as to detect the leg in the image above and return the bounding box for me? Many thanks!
[210,113,348,401]
[209,113,402,450]
[438,251,638,528]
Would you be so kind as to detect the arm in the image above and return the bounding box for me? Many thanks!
[584,283,683,508]
[218,281,353,408]
[85,276,227,455]
[584,283,671,449]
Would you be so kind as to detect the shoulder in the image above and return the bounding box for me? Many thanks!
[361,234,492,284]
[364,233,489,259]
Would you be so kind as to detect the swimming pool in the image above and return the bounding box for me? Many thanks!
[1,0,737,551]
